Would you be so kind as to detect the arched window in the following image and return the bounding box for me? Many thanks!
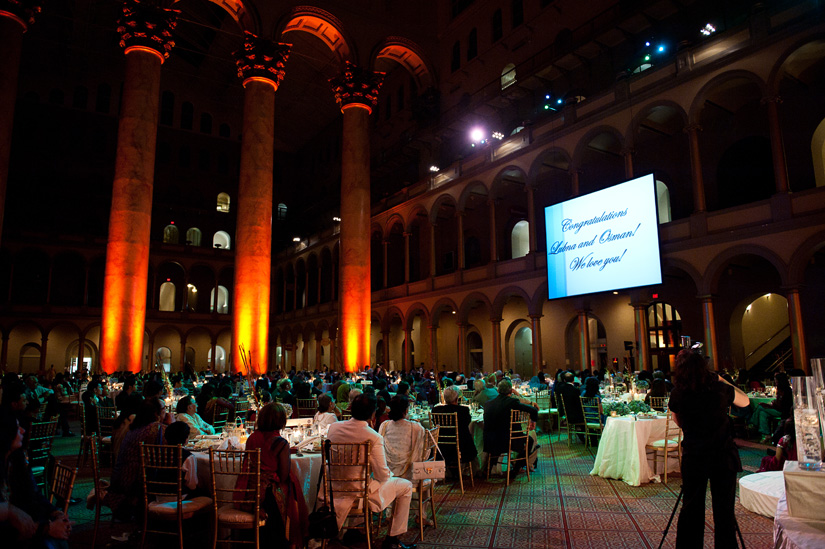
[812,118,825,187]
[213,231,231,250]
[511,220,530,258]
[163,224,179,244]
[185,227,202,246]
[181,102,194,130]
[211,285,229,314]
[277,203,287,221]
[208,345,226,371]
[656,180,672,224]
[467,28,478,60]
[648,302,682,349]
[491,9,503,42]
[217,192,230,213]
[159,282,176,311]
[501,63,516,90]
[156,347,172,372]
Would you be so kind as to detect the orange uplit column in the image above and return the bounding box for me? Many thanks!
[329,62,384,372]
[101,2,177,374]
[699,295,720,370]
[491,318,502,372]
[231,33,291,376]
[0,2,39,247]
[685,124,707,212]
[785,287,809,374]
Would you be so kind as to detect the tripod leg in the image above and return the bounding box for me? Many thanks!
[659,486,684,549]
[733,515,746,549]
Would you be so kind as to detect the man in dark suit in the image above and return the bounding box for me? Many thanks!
[557,372,584,425]
[483,380,538,476]
[432,386,478,466]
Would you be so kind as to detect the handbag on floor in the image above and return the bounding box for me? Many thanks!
[308,440,339,540]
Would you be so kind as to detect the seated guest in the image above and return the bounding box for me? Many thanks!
[276,379,297,410]
[327,394,416,549]
[162,422,198,494]
[758,418,796,472]
[557,372,585,429]
[313,394,338,429]
[346,388,362,411]
[374,397,390,432]
[472,375,498,407]
[0,410,72,549]
[111,393,142,464]
[378,396,425,480]
[115,378,136,411]
[175,396,215,438]
[336,384,351,408]
[82,381,103,434]
[396,381,411,400]
[311,378,324,397]
[239,403,308,548]
[645,379,670,410]
[750,373,793,444]
[483,380,538,476]
[432,386,478,467]
[580,377,602,399]
[375,379,392,404]
[104,398,168,520]
[204,385,235,425]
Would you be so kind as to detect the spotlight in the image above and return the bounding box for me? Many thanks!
[429,165,440,172]
[657,45,665,53]
[700,23,716,36]
[292,237,300,242]
[545,94,551,100]
[557,98,563,105]
[644,54,651,62]
[492,131,504,140]
[332,216,341,222]
[645,41,650,47]
[469,127,485,143]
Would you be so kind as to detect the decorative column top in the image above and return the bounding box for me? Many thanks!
[234,31,291,90]
[116,0,178,62]
[329,61,384,114]
[0,0,41,31]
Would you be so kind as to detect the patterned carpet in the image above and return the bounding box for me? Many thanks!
[52,420,775,548]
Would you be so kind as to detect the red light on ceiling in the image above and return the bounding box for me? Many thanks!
[170,221,175,224]
[166,278,171,282]
[652,293,659,299]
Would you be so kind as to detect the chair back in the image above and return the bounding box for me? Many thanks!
[140,443,183,504]
[49,461,79,515]
[535,394,551,413]
[323,440,372,503]
[209,448,262,533]
[90,436,102,494]
[28,417,59,470]
[648,396,669,412]
[423,426,440,462]
[233,398,251,421]
[429,412,461,461]
[296,398,317,418]
[461,389,475,401]
[98,404,117,438]
[509,409,530,441]
[664,412,682,443]
[581,397,603,428]
[212,407,230,431]
[38,400,49,420]
[340,410,352,421]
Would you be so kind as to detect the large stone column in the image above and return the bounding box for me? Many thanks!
[699,295,719,370]
[685,124,706,212]
[577,309,591,371]
[525,185,537,254]
[230,32,290,376]
[488,199,498,262]
[429,324,438,370]
[0,1,39,247]
[530,315,543,377]
[330,62,384,372]
[763,96,790,194]
[101,1,176,374]
[785,287,809,374]
[457,323,467,374]
[632,301,651,371]
[491,318,502,372]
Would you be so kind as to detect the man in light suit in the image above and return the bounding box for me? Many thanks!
[326,393,416,549]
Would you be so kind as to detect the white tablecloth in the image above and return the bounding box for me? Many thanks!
[774,494,825,549]
[590,415,679,486]
[193,451,323,512]
[739,471,784,517]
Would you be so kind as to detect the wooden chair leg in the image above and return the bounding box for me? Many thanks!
[467,461,474,488]
[429,484,437,529]
[418,486,424,540]
[457,461,464,494]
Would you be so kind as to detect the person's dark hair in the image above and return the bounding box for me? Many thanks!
[176,396,193,414]
[143,379,162,399]
[672,350,714,392]
[164,421,190,446]
[497,379,513,396]
[258,389,272,404]
[375,378,386,390]
[397,381,409,395]
[775,372,792,395]
[218,384,232,399]
[131,398,163,430]
[387,395,409,421]
[350,393,377,421]
[313,378,323,388]
[0,382,25,409]
[256,402,287,432]
[563,372,574,383]
[83,380,101,404]
[124,377,136,390]
[0,408,20,460]
[582,377,600,398]
[317,394,333,413]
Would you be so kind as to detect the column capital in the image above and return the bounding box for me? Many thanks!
[0,0,41,31]
[761,95,783,105]
[329,61,384,114]
[117,0,178,62]
[683,123,702,134]
[234,31,290,90]
[490,317,503,324]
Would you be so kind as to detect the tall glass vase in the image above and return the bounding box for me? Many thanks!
[791,376,822,470]
[811,359,825,446]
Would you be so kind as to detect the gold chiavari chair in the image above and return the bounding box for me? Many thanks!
[581,397,604,448]
[648,396,669,412]
[77,404,95,468]
[340,409,352,421]
[49,461,78,515]
[429,412,473,493]
[89,437,110,549]
[535,393,558,436]
[28,416,59,494]
[37,400,49,421]
[234,398,251,422]
[412,426,440,541]
[97,404,117,466]
[645,412,683,484]
[460,389,475,402]
[212,407,230,431]
[139,443,212,549]
[209,448,263,549]
[296,398,318,418]
[486,409,532,485]
[321,440,374,549]
[564,397,587,446]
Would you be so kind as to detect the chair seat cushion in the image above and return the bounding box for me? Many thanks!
[100,436,112,444]
[217,504,265,527]
[648,439,679,448]
[148,496,212,519]
[585,423,603,429]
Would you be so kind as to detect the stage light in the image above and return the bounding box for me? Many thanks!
[332,216,341,222]
[469,127,485,143]
[293,236,300,242]
[492,131,504,140]
[645,41,650,47]
[657,45,665,53]
[545,94,551,100]
[700,23,716,36]
[557,98,563,105]
[429,165,440,172]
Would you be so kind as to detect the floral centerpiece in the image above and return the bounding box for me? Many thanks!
[628,400,652,414]
[602,400,652,416]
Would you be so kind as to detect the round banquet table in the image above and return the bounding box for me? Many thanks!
[739,471,784,518]
[590,415,680,486]
[774,494,825,549]
[193,451,323,512]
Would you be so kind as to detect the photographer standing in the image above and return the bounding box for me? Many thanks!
[668,350,750,548]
